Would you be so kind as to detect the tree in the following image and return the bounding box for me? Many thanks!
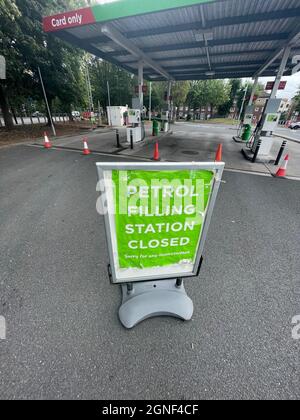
[171,81,190,118]
[187,80,230,114]
[236,81,265,119]
[88,58,135,110]
[140,81,190,114]
[293,88,300,113]
[218,80,266,118]
[0,0,21,128]
[218,79,242,117]
[0,0,87,129]
[142,82,164,112]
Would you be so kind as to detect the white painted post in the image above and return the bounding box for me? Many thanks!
[167,80,172,118]
[237,87,247,126]
[149,81,152,121]
[107,81,112,126]
[138,60,144,111]
[38,67,56,137]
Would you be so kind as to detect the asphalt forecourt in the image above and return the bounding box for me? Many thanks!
[0,144,299,400]
[35,123,300,179]
[119,123,300,179]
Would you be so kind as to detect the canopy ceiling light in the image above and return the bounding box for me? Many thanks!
[194,30,214,42]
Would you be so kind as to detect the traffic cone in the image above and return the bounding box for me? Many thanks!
[215,144,223,162]
[275,154,289,178]
[153,142,160,161]
[44,132,52,149]
[83,138,91,155]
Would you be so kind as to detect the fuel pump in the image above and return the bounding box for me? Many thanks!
[234,105,254,142]
[242,98,281,162]
[241,105,254,142]
[251,99,280,156]
[161,111,170,132]
[126,109,144,143]
[243,107,254,126]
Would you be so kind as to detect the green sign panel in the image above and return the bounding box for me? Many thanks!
[112,169,213,270]
[267,114,278,123]
[92,0,215,24]
[97,163,224,284]
[44,0,215,32]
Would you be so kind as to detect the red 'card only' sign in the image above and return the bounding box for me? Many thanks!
[43,8,96,32]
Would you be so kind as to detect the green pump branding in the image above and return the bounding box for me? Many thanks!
[112,170,214,270]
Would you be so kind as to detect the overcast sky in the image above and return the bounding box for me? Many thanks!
[248,72,300,100]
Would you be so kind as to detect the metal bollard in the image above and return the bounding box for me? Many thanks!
[116,129,120,148]
[127,283,134,295]
[176,278,183,288]
[275,141,287,166]
[130,130,134,150]
[252,139,262,163]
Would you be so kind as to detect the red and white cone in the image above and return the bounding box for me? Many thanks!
[275,154,289,178]
[44,132,52,149]
[83,138,91,155]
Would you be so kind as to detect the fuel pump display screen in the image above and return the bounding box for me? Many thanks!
[128,110,141,124]
[263,113,280,131]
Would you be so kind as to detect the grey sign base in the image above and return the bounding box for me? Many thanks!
[119,279,194,329]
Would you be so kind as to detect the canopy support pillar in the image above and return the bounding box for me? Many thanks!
[248,77,259,106]
[167,80,172,120]
[270,46,291,99]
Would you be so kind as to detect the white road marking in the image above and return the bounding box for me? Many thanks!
[25,144,300,181]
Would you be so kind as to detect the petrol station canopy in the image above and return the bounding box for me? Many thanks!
[43,0,300,81]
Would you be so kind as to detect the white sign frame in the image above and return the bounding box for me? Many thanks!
[96,162,224,284]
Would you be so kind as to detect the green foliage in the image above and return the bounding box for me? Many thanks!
[217,79,265,117]
[171,81,191,107]
[0,0,270,128]
[237,81,265,109]
[0,0,88,125]
[187,80,230,110]
[293,88,300,112]
[218,79,241,116]
[88,58,135,109]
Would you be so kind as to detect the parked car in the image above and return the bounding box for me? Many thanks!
[82,111,95,120]
[290,122,300,130]
[72,111,80,119]
[32,111,44,118]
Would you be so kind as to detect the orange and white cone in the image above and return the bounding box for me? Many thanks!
[153,142,160,161]
[83,138,91,155]
[215,144,223,162]
[275,154,289,178]
[44,132,52,149]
